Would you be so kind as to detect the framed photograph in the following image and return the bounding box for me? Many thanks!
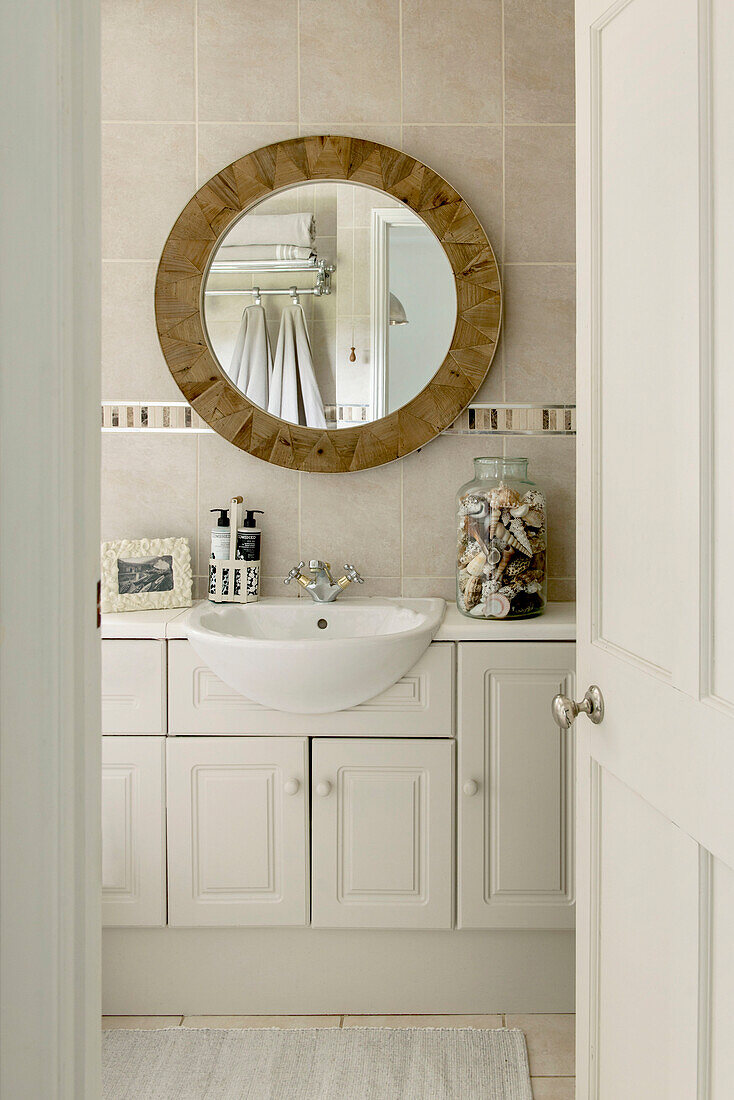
[100,537,193,613]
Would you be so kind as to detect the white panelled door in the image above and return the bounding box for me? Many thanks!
[575,1,734,1096]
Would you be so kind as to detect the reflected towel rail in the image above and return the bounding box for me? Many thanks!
[205,258,335,299]
[206,284,329,305]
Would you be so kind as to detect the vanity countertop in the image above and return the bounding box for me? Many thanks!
[101,600,576,641]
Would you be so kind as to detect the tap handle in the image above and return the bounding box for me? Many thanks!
[284,561,307,585]
[343,564,364,583]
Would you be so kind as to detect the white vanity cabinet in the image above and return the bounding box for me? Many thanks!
[311,739,454,930]
[457,642,576,930]
[100,605,576,941]
[101,736,166,926]
[166,737,309,927]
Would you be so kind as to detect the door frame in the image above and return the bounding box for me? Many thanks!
[0,0,101,1095]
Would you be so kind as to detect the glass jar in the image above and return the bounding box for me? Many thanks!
[456,457,547,619]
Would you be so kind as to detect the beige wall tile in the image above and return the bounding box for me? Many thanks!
[402,0,502,123]
[101,433,198,543]
[102,262,182,401]
[502,265,576,402]
[337,577,402,598]
[402,435,503,577]
[530,1078,575,1099]
[198,0,298,122]
[547,577,576,602]
[301,124,402,148]
[401,126,503,251]
[505,1013,575,1076]
[197,432,300,576]
[402,577,456,601]
[471,349,505,402]
[198,124,297,184]
[299,1,401,125]
[505,127,575,262]
[101,0,195,121]
[102,123,195,259]
[505,436,575,581]
[343,1014,504,1028]
[300,463,401,578]
[182,1015,340,1028]
[504,0,575,124]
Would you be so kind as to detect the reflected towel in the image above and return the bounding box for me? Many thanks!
[228,305,272,408]
[225,213,315,248]
[218,244,315,262]
[268,305,327,429]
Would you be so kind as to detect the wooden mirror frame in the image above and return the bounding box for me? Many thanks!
[155,136,501,472]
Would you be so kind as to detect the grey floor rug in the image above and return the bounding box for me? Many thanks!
[102,1026,533,1100]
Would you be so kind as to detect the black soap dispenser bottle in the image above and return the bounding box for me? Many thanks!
[236,509,264,563]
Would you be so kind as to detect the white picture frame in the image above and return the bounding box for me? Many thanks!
[100,537,193,613]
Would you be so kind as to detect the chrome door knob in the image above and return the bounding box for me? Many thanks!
[316,781,332,797]
[284,779,300,796]
[552,685,605,729]
[463,780,479,797]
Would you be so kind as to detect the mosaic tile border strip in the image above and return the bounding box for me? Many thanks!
[101,403,210,431]
[448,404,576,435]
[101,402,576,436]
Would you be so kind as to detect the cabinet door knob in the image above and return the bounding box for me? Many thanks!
[463,779,479,797]
[316,781,332,797]
[284,778,300,796]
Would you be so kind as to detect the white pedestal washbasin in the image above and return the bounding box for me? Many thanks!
[184,597,446,714]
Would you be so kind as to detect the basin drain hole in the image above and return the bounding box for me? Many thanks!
[317,618,328,630]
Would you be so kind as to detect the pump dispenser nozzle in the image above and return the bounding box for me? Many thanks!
[210,508,229,527]
[241,509,264,528]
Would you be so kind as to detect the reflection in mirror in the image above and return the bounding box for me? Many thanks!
[202,182,457,430]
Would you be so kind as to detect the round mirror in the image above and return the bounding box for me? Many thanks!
[155,136,501,472]
[201,182,457,430]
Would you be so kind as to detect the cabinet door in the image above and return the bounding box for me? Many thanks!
[167,737,309,927]
[102,736,166,927]
[102,640,166,734]
[312,739,454,929]
[458,642,575,929]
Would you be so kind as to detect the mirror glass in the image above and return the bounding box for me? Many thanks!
[201,181,457,430]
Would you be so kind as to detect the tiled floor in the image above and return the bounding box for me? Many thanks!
[102,1012,575,1097]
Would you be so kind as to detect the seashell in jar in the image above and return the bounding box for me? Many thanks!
[522,488,544,509]
[463,576,483,610]
[524,507,544,528]
[458,570,470,592]
[495,520,532,556]
[458,545,475,567]
[486,593,511,619]
[497,547,515,579]
[510,501,530,519]
[489,506,501,539]
[505,555,528,578]
[465,552,487,576]
[482,578,499,599]
[490,484,521,509]
[509,516,533,556]
[528,528,546,551]
[459,495,489,518]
